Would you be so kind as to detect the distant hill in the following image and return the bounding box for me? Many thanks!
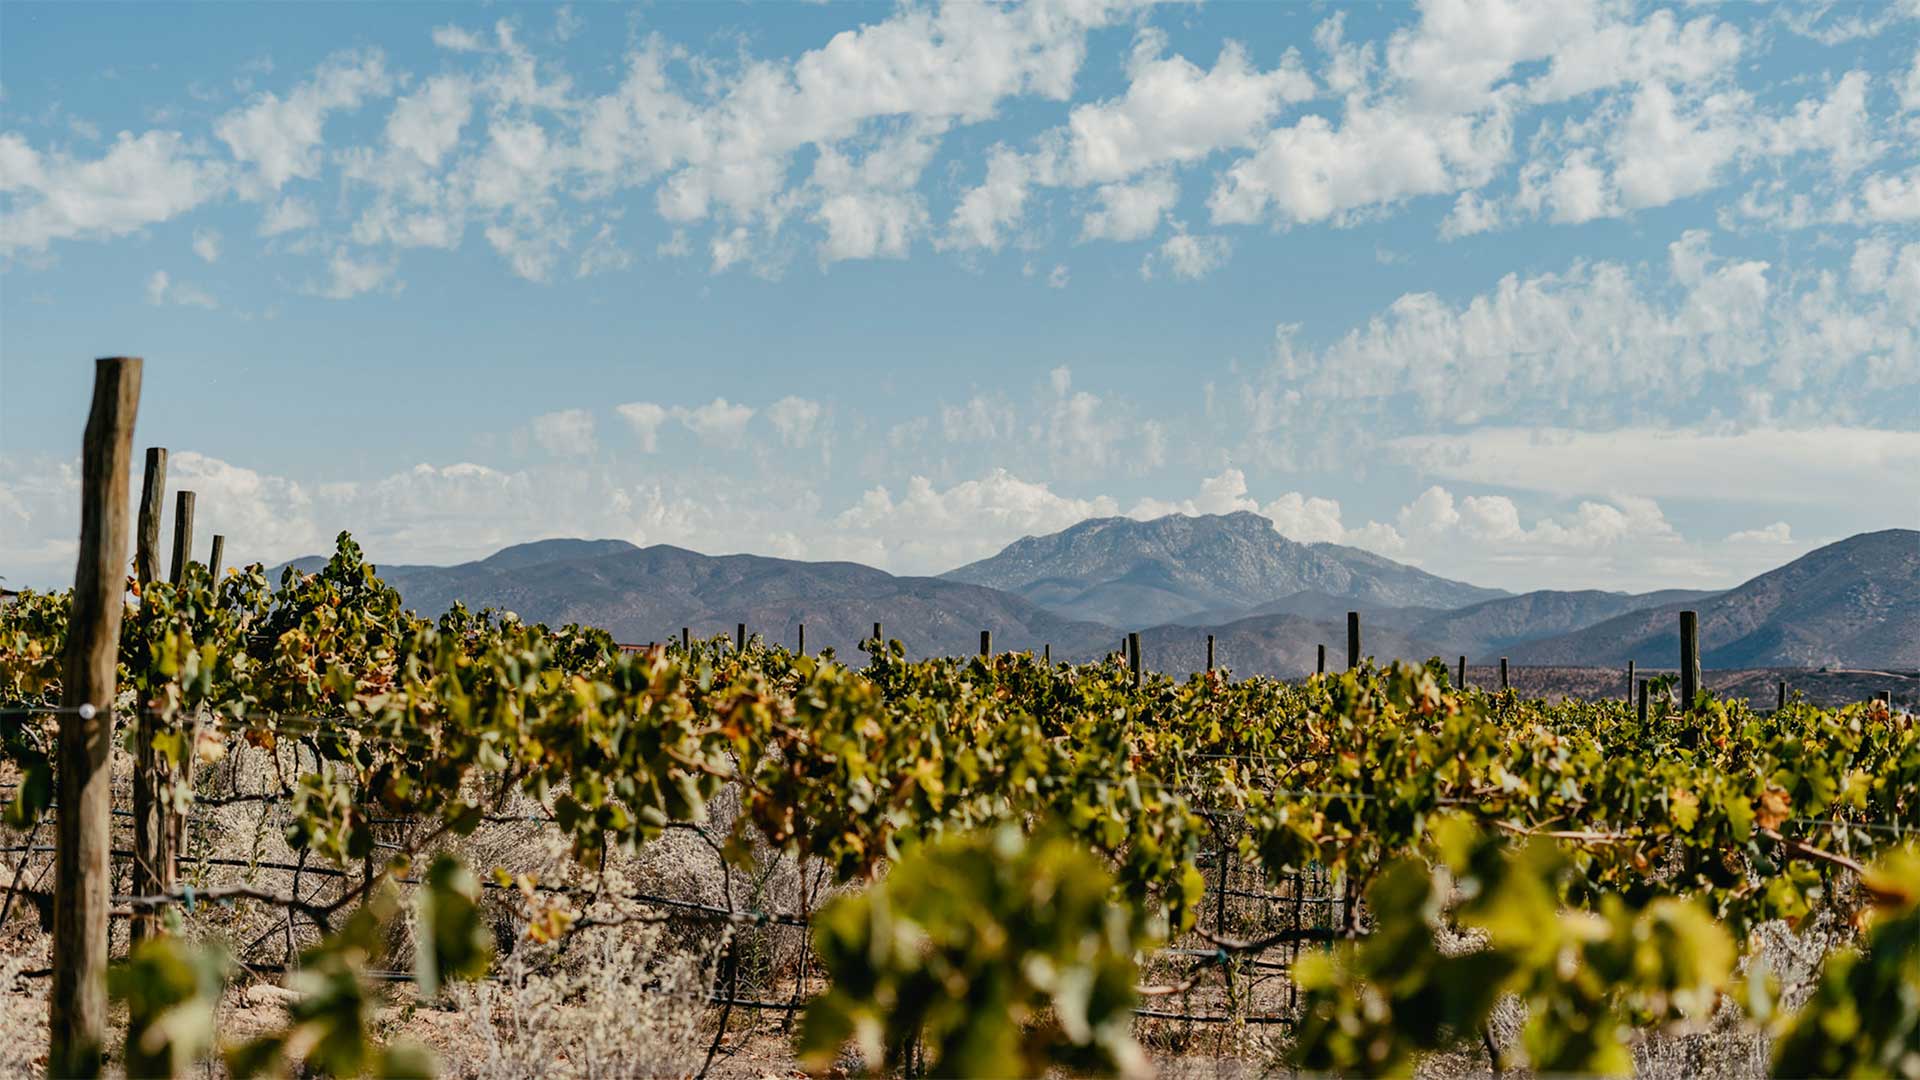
[1407,587,1718,663]
[1510,530,1920,669]
[270,526,1917,674]
[286,539,1118,661]
[1138,612,1449,679]
[941,511,1504,628]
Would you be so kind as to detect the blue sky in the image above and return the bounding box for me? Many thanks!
[3,0,1917,594]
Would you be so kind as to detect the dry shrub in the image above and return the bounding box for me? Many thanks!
[436,923,716,1079]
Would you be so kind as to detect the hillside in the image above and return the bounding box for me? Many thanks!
[1138,612,1448,679]
[1510,529,1920,669]
[299,538,1119,661]
[941,511,1504,628]
[1408,587,1718,663]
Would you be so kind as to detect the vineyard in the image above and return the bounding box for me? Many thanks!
[3,360,1917,1078]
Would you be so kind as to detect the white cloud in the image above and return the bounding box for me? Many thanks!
[1859,167,1920,223]
[192,227,221,262]
[940,395,1015,443]
[0,130,229,255]
[1080,173,1178,242]
[1063,37,1315,184]
[259,195,317,237]
[1391,426,1920,506]
[386,74,473,169]
[1727,522,1793,544]
[674,398,756,442]
[1245,231,1915,436]
[144,269,218,309]
[216,49,394,194]
[832,468,1120,573]
[432,24,490,53]
[615,402,668,451]
[1141,228,1231,280]
[941,145,1033,251]
[530,408,596,456]
[311,246,397,299]
[766,396,823,447]
[1262,491,1347,544]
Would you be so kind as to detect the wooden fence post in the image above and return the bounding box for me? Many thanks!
[1679,610,1700,711]
[798,623,806,655]
[1499,658,1509,690]
[1777,681,1786,711]
[736,622,746,652]
[1346,612,1360,670]
[1626,660,1635,705]
[1316,644,1325,675]
[980,630,991,657]
[1127,632,1141,687]
[1638,679,1649,723]
[131,449,168,945]
[1457,655,1466,690]
[207,533,225,578]
[53,356,141,1078]
[1043,643,1051,665]
[136,448,166,585]
[168,490,195,585]
[681,626,690,653]
[1206,634,1214,673]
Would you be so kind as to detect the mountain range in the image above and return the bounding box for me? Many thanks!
[283,517,1919,674]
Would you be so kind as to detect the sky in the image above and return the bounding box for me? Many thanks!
[2,0,1917,596]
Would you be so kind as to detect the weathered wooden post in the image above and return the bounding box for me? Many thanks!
[980,630,991,657]
[1457,655,1466,690]
[1316,644,1326,675]
[1206,634,1215,673]
[798,623,806,655]
[1499,657,1509,690]
[167,490,195,585]
[736,622,746,652]
[207,534,225,578]
[1043,643,1051,665]
[136,448,166,584]
[1128,632,1141,687]
[1777,680,1786,711]
[1626,660,1635,705]
[1346,612,1361,670]
[1638,679,1649,723]
[681,626,690,652]
[53,356,141,1078]
[1679,610,1700,711]
[131,449,169,945]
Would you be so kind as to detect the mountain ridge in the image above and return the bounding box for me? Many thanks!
[942,511,1506,628]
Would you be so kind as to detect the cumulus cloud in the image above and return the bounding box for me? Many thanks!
[832,468,1120,572]
[674,398,756,442]
[216,49,395,195]
[530,408,596,456]
[1241,231,1917,450]
[144,269,219,309]
[766,396,823,447]
[0,131,229,255]
[192,227,222,262]
[615,401,668,451]
[1080,173,1179,242]
[310,246,397,299]
[1141,228,1231,280]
